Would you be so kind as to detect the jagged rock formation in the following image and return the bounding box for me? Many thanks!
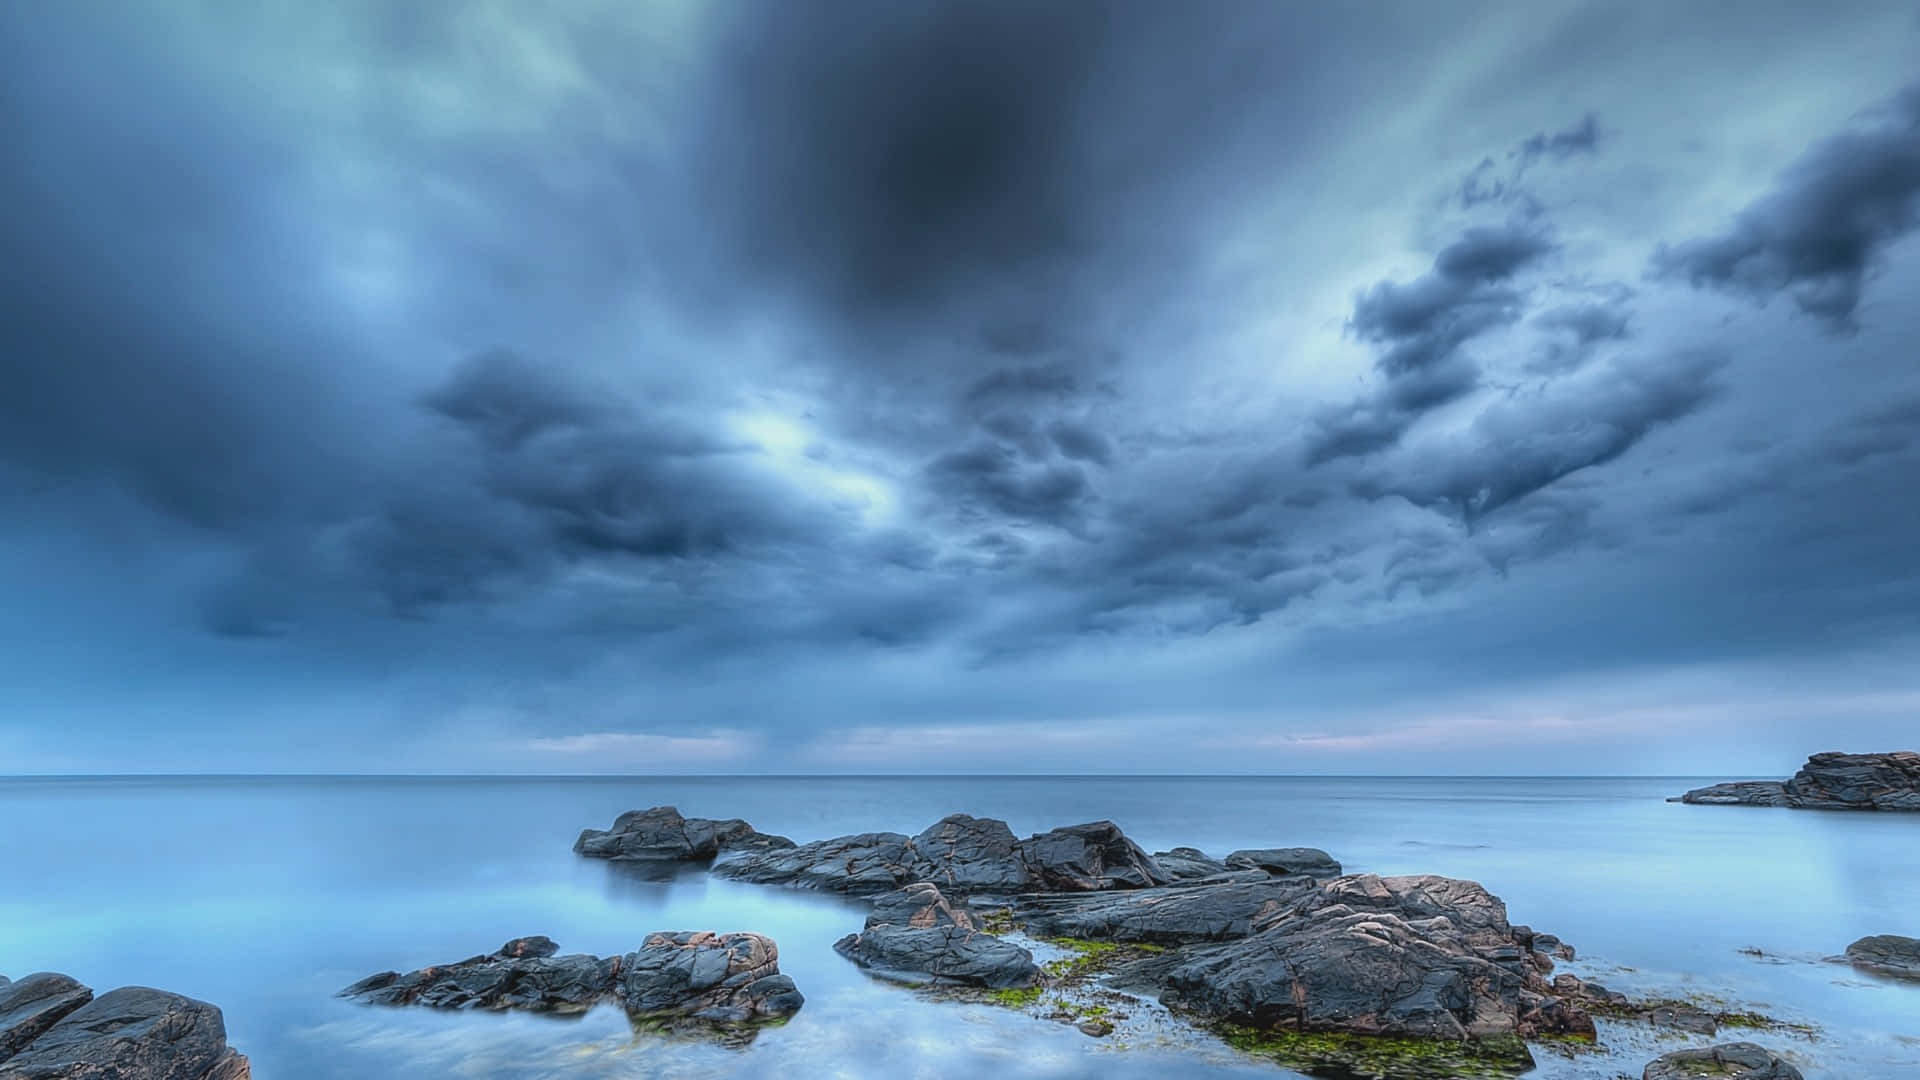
[1673,751,1920,810]
[573,806,794,861]
[0,977,248,1080]
[341,933,803,1034]
[833,883,1041,989]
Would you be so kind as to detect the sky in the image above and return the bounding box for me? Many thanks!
[2,1,1918,776]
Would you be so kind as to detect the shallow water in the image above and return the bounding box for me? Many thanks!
[1,775,1915,1078]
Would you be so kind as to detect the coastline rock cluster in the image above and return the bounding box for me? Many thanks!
[0,975,249,1080]
[1642,1042,1804,1079]
[1673,750,1920,810]
[601,806,1608,1071]
[340,933,803,1035]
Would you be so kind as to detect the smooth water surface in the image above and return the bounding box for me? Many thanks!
[2,776,1915,1078]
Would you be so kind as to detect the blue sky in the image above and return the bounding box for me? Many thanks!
[3,1,1918,774]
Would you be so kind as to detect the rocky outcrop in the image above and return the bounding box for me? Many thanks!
[1223,847,1342,879]
[834,883,1041,989]
[1020,821,1169,891]
[0,984,248,1080]
[1674,751,1920,810]
[342,933,803,1032]
[574,806,794,861]
[1844,934,1920,980]
[713,814,1171,896]
[0,975,93,1062]
[1160,874,1590,1044]
[1642,1042,1803,1080]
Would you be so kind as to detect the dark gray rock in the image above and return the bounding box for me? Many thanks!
[1019,821,1169,891]
[713,831,916,896]
[1674,751,1920,810]
[1844,934,1920,980]
[1016,878,1320,945]
[909,814,1030,893]
[619,932,803,1024]
[835,884,1041,989]
[1158,874,1592,1042]
[1642,1042,1803,1080]
[574,806,794,861]
[1151,848,1227,880]
[1223,847,1342,879]
[0,974,93,1062]
[0,986,249,1080]
[343,932,803,1029]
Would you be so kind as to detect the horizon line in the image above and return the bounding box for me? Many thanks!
[0,771,1735,780]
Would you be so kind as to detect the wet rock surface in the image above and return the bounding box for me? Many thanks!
[1843,933,1920,980]
[1642,1041,1804,1079]
[342,932,803,1034]
[0,983,249,1080]
[1674,750,1920,810]
[835,884,1042,989]
[1222,847,1342,879]
[574,806,794,861]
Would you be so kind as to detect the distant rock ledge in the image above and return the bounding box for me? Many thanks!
[0,975,248,1079]
[1671,751,1920,811]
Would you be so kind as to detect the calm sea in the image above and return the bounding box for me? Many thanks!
[1,775,1914,1078]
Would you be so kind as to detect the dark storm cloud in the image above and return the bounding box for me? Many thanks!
[924,442,1092,531]
[1528,297,1633,373]
[1356,350,1726,523]
[1307,221,1557,463]
[1654,82,1920,331]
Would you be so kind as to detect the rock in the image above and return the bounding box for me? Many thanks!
[1844,934,1920,980]
[1674,751,1920,810]
[1151,848,1228,880]
[1016,878,1321,945]
[343,932,804,1030]
[0,974,94,1061]
[574,806,794,861]
[1020,821,1169,891]
[1223,847,1342,879]
[0,986,249,1080]
[1076,1018,1113,1037]
[1159,874,1590,1044]
[716,815,1168,896]
[910,814,1031,893]
[620,932,804,1024]
[1642,1042,1803,1080]
[714,831,916,896]
[835,883,1042,989]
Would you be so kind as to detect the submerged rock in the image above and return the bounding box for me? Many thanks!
[1844,934,1920,980]
[1223,847,1342,879]
[835,883,1042,989]
[1642,1042,1803,1080]
[1674,751,1920,810]
[0,974,93,1062]
[342,932,803,1032]
[0,986,249,1080]
[574,806,794,861]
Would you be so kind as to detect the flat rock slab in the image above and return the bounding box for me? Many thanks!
[1643,1042,1804,1080]
[0,986,249,1080]
[1844,934,1920,980]
[1016,878,1321,945]
[343,932,803,1033]
[1675,751,1920,810]
[1223,847,1342,878]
